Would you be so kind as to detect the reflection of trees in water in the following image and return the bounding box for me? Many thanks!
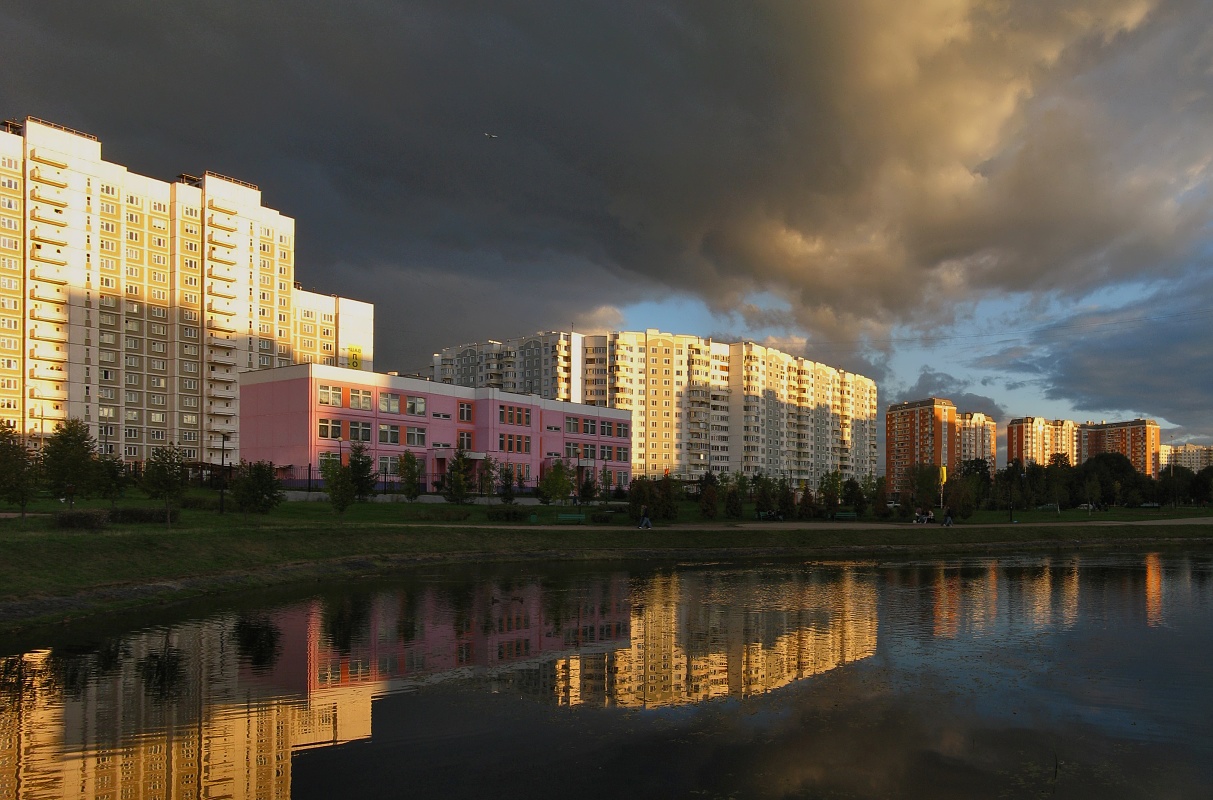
[138,645,185,701]
[321,593,373,654]
[234,614,282,673]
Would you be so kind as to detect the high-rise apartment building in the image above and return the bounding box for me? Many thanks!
[0,117,372,463]
[1078,419,1161,478]
[958,412,998,472]
[434,329,878,484]
[885,397,958,493]
[1006,417,1078,468]
[1161,443,1213,472]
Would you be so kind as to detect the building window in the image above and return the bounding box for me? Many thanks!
[582,419,596,435]
[458,402,472,422]
[319,384,340,406]
[406,426,426,446]
[406,396,426,415]
[350,389,372,410]
[318,418,342,439]
[378,424,399,444]
[378,456,398,475]
[349,421,371,441]
[379,393,400,413]
[458,431,472,450]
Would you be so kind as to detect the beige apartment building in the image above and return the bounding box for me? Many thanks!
[958,412,998,472]
[434,329,878,484]
[1160,443,1213,472]
[0,117,373,464]
[1006,417,1079,468]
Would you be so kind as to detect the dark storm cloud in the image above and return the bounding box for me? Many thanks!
[2,0,1211,373]
[893,367,1007,421]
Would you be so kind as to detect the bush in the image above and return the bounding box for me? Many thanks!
[54,509,110,530]
[590,511,615,523]
[181,495,221,511]
[418,507,472,522]
[110,507,179,524]
[486,506,530,522]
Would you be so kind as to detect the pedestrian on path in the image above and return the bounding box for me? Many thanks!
[638,504,652,529]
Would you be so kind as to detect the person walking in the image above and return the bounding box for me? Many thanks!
[943,506,954,527]
[638,504,652,529]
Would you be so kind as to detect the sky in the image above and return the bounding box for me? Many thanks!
[2,0,1211,464]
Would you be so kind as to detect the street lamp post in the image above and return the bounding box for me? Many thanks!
[219,433,229,514]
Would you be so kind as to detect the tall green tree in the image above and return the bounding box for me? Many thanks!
[94,451,129,510]
[478,455,498,500]
[229,460,285,514]
[42,418,96,507]
[347,441,376,502]
[628,476,655,521]
[818,471,843,516]
[657,474,679,520]
[753,473,773,514]
[724,485,743,518]
[797,484,817,520]
[0,427,40,518]
[498,462,516,504]
[443,448,474,505]
[397,451,422,502]
[320,457,355,514]
[699,483,718,520]
[777,479,796,519]
[841,477,867,515]
[141,443,189,527]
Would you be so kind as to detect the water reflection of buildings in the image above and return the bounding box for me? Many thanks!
[0,568,878,799]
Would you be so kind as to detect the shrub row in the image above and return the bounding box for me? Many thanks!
[485,506,531,522]
[181,495,221,511]
[53,507,181,529]
[418,507,472,522]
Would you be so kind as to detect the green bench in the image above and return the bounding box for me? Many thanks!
[833,511,858,521]
[557,513,586,524]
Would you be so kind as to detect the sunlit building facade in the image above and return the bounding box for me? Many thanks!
[1160,443,1213,472]
[435,329,878,484]
[1006,416,1078,468]
[958,411,998,472]
[885,397,958,493]
[0,116,373,464]
[1078,418,1161,478]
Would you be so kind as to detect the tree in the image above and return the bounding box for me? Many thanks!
[797,485,817,520]
[753,473,773,514]
[724,485,743,518]
[777,479,796,519]
[537,459,572,506]
[141,444,189,527]
[818,471,842,516]
[657,475,679,520]
[1193,465,1213,507]
[907,464,941,510]
[0,427,40,518]
[478,455,498,500]
[320,457,356,514]
[94,452,129,510]
[398,451,422,502]
[347,441,376,502]
[42,418,96,507]
[578,474,598,505]
[498,462,516,504]
[229,460,285,514]
[699,483,718,520]
[443,448,473,504]
[841,478,867,515]
[628,476,655,521]
[872,476,892,519]
[734,472,750,501]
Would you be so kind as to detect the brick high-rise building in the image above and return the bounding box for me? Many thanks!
[885,397,958,493]
[0,117,373,464]
[1078,419,1161,478]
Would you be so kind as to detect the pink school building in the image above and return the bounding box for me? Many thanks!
[239,364,632,490]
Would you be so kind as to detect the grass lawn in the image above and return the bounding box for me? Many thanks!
[3,491,1212,625]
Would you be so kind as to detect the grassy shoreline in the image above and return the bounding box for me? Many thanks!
[3,503,1213,631]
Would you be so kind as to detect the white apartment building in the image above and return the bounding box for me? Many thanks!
[1160,443,1213,472]
[958,412,998,471]
[434,329,878,485]
[0,117,372,464]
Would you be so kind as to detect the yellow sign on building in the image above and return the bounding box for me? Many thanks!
[348,345,362,370]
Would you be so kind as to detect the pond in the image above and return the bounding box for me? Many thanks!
[2,551,1212,799]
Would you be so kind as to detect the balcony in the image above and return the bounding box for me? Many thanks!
[31,406,67,422]
[206,334,236,348]
[207,265,236,280]
[206,421,237,435]
[208,215,238,232]
[30,167,68,188]
[207,233,235,249]
[30,188,66,208]
[208,405,236,417]
[29,386,67,401]
[29,365,66,380]
[29,327,67,344]
[207,385,236,399]
[29,306,68,323]
[208,284,237,299]
[208,250,237,266]
[31,229,68,247]
[206,301,235,316]
[30,252,68,269]
[208,351,237,366]
[30,208,66,227]
[208,198,238,215]
[28,348,67,363]
[206,319,237,334]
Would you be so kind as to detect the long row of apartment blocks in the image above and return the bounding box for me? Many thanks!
[432,330,879,484]
[0,117,373,464]
[886,397,1164,492]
